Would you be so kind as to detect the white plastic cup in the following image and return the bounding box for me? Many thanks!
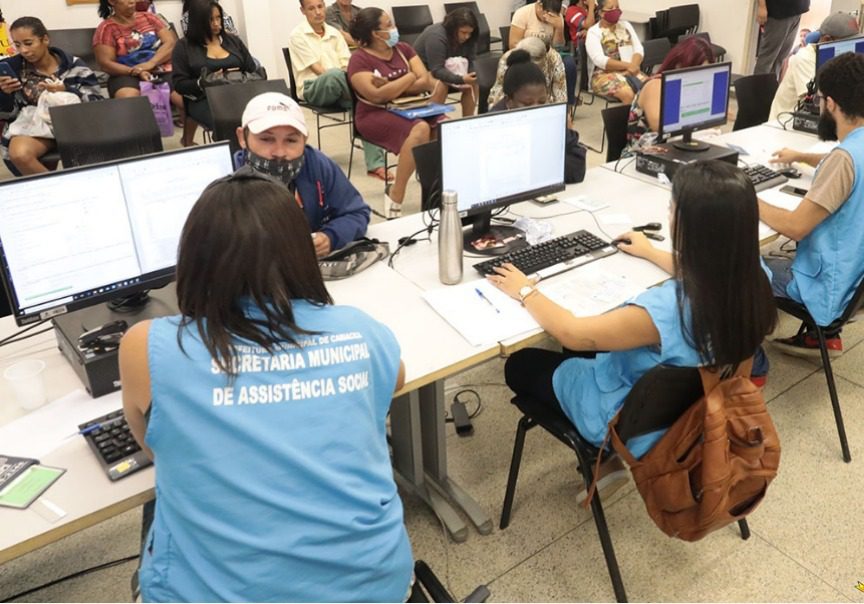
[4,359,47,410]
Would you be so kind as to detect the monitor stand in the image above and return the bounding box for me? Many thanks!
[53,284,179,398]
[671,128,710,152]
[462,210,527,257]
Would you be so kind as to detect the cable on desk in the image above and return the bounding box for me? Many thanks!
[0,319,48,348]
[777,111,795,131]
[388,224,436,267]
[1,554,140,603]
[0,326,54,348]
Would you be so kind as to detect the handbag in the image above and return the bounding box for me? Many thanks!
[140,79,174,137]
[199,65,266,88]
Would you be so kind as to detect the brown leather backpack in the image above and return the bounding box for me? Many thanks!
[605,362,781,542]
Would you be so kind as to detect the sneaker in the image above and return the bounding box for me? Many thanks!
[576,456,629,506]
[384,185,402,219]
[773,332,843,359]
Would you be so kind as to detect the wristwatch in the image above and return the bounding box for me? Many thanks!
[518,285,538,306]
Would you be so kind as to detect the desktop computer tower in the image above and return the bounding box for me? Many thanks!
[635,141,739,181]
[53,284,179,398]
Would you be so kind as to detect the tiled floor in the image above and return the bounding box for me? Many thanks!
[3,90,864,603]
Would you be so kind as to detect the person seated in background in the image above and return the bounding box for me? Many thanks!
[180,0,238,35]
[760,52,864,358]
[93,0,178,103]
[120,172,412,603]
[496,160,776,491]
[0,16,102,175]
[414,8,479,117]
[326,0,361,47]
[488,37,566,109]
[625,36,715,152]
[585,0,646,104]
[235,92,370,257]
[172,0,257,146]
[565,0,596,48]
[768,12,859,123]
[289,0,392,182]
[347,7,442,217]
[510,0,566,49]
[488,49,548,112]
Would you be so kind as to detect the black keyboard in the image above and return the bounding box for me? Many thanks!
[743,164,788,192]
[78,409,152,481]
[472,230,617,279]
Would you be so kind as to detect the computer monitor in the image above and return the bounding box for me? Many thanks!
[659,62,732,152]
[815,34,864,75]
[439,102,567,254]
[0,142,234,326]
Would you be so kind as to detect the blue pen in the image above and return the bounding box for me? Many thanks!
[475,287,500,314]
[79,423,103,435]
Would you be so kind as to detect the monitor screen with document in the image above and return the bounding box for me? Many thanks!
[439,102,567,253]
[0,142,234,325]
[659,62,731,151]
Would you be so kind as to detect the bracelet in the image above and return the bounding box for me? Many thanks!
[519,287,539,306]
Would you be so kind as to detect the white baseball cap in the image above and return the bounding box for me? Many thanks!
[241,92,308,137]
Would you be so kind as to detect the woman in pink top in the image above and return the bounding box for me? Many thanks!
[347,7,443,218]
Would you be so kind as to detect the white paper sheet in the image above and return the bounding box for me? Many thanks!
[539,264,644,317]
[422,278,539,347]
[0,389,122,459]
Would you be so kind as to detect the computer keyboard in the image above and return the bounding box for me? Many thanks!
[472,230,617,279]
[743,164,788,192]
[79,409,152,481]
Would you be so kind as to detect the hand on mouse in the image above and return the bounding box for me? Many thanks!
[614,231,654,259]
[770,147,802,166]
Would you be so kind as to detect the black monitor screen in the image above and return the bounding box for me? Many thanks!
[816,35,864,73]
[440,103,567,217]
[659,62,731,140]
[0,142,234,325]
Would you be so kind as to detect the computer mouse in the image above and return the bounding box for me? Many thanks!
[611,237,631,246]
[778,167,802,179]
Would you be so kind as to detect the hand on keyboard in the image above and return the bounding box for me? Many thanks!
[485,262,533,300]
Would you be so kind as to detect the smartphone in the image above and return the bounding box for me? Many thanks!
[0,61,18,80]
[779,185,808,198]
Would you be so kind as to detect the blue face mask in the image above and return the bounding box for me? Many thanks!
[383,28,400,47]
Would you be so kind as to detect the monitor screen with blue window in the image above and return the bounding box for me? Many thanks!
[816,35,864,74]
[659,62,732,151]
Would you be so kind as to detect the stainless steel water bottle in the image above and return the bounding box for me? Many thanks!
[438,190,463,285]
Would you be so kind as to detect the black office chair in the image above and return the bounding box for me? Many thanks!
[475,54,501,114]
[443,1,479,14]
[499,26,511,51]
[601,104,631,163]
[412,560,490,602]
[474,13,497,56]
[732,73,779,131]
[345,74,391,191]
[50,97,162,168]
[392,5,433,47]
[577,43,620,153]
[205,79,290,155]
[774,280,864,463]
[47,28,108,86]
[665,3,700,39]
[640,37,672,75]
[412,140,441,211]
[282,47,352,150]
[499,365,752,603]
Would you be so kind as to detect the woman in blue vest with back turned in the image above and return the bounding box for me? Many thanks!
[119,171,413,602]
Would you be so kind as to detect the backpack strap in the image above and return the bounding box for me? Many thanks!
[582,410,637,509]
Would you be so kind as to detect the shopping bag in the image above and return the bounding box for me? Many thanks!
[140,79,174,137]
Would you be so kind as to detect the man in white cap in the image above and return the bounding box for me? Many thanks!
[769,12,860,122]
[235,92,370,257]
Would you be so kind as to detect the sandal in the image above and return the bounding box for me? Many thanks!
[367,167,396,183]
[384,184,402,219]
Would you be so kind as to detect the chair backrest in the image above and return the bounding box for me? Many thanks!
[578,42,590,93]
[615,365,704,443]
[47,28,99,73]
[475,54,501,114]
[640,37,672,75]
[50,97,162,168]
[393,5,433,45]
[412,140,441,211]
[601,104,631,162]
[475,13,492,55]
[281,47,301,103]
[443,2,479,14]
[499,26,511,50]
[666,4,700,36]
[206,79,291,152]
[732,73,779,131]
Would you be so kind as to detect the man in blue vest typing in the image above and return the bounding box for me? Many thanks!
[759,52,864,357]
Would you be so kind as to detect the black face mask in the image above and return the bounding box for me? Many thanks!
[817,108,838,142]
[246,150,305,187]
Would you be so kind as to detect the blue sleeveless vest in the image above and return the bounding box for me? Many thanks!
[138,300,413,602]
[788,127,864,326]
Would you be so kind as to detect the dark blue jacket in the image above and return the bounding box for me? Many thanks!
[234,145,370,250]
[0,47,102,114]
